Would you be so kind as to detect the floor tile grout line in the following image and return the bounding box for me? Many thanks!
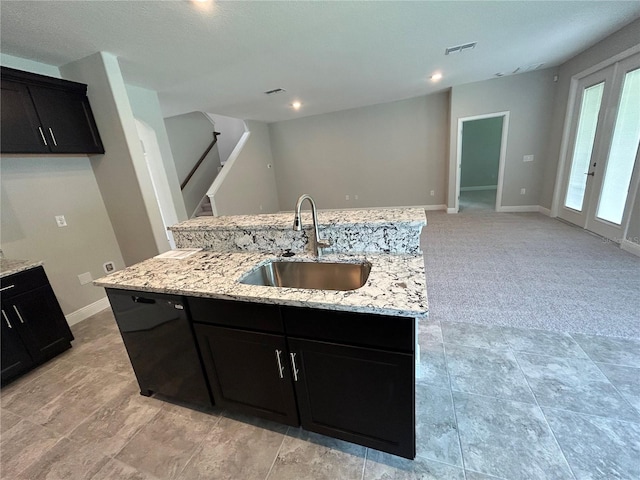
[107,401,165,467]
[6,433,68,479]
[263,425,288,480]
[510,351,578,480]
[590,362,640,418]
[440,340,467,476]
[360,447,368,480]
[539,404,640,425]
[172,408,225,480]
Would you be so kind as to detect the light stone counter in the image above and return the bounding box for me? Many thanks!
[94,251,428,318]
[0,258,44,279]
[170,208,426,255]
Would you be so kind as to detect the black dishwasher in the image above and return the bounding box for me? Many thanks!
[106,288,212,407]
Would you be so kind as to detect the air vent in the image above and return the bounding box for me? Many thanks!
[445,42,477,55]
[513,63,544,74]
[264,88,286,95]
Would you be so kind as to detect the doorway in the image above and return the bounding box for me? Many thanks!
[454,112,509,212]
[556,52,640,242]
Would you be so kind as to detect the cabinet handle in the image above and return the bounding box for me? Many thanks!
[2,310,12,329]
[48,128,58,146]
[275,349,284,379]
[0,284,15,292]
[12,305,25,324]
[38,127,48,146]
[290,352,299,382]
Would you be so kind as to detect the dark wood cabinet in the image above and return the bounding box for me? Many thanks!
[287,337,415,459]
[194,324,298,426]
[188,297,416,459]
[1,67,104,154]
[0,267,74,384]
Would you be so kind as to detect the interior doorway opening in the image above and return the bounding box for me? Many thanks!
[455,112,509,212]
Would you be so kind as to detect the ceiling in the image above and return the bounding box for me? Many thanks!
[1,1,639,123]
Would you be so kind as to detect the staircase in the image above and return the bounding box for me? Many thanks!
[195,196,214,217]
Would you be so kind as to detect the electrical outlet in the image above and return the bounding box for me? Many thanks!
[259,205,263,211]
[55,215,67,227]
[103,261,115,274]
[520,188,526,195]
[430,190,435,196]
[354,194,359,200]
[78,272,93,285]
[345,195,350,201]
[523,155,534,162]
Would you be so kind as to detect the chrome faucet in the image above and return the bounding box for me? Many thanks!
[293,194,332,256]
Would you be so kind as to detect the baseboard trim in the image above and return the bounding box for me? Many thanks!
[447,207,459,214]
[621,239,640,257]
[460,185,498,192]
[65,297,110,326]
[538,206,552,216]
[496,205,540,213]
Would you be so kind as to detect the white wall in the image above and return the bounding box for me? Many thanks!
[210,120,280,215]
[205,113,246,165]
[125,84,188,223]
[448,69,557,208]
[164,111,222,216]
[0,54,124,316]
[269,94,449,210]
[61,52,170,263]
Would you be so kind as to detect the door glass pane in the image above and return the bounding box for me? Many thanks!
[565,82,605,211]
[596,67,640,225]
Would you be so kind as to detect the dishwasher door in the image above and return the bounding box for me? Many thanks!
[106,289,212,407]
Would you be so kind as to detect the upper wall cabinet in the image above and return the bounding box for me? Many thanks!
[1,67,105,154]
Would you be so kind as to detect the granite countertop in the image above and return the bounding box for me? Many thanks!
[169,208,426,232]
[94,251,428,318]
[0,258,44,279]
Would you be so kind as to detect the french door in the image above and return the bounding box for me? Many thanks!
[559,53,640,242]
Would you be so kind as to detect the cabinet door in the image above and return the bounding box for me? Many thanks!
[1,306,34,383]
[29,85,104,154]
[9,286,73,362]
[288,337,415,459]
[0,80,48,153]
[195,324,299,426]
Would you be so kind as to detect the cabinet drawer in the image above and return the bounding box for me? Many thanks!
[0,267,48,299]
[282,306,414,353]
[188,297,284,333]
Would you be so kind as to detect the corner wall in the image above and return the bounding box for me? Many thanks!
[448,69,557,209]
[269,94,449,210]
[61,52,170,264]
[210,120,280,215]
[0,54,125,317]
[540,17,640,236]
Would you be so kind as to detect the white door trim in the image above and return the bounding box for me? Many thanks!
[551,43,640,217]
[454,111,510,213]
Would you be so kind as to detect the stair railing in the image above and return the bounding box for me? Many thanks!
[180,131,221,190]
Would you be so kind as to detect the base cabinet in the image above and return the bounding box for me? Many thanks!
[288,337,415,459]
[194,324,298,426]
[189,297,416,459]
[1,268,74,384]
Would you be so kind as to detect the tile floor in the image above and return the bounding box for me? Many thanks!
[1,308,639,479]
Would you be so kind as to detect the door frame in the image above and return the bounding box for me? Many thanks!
[453,111,509,213]
[551,44,640,218]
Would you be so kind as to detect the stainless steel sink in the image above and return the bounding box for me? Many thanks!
[239,260,372,291]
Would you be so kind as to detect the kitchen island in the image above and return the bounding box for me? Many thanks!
[94,208,428,459]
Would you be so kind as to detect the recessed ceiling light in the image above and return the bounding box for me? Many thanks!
[292,101,302,110]
[430,72,443,82]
